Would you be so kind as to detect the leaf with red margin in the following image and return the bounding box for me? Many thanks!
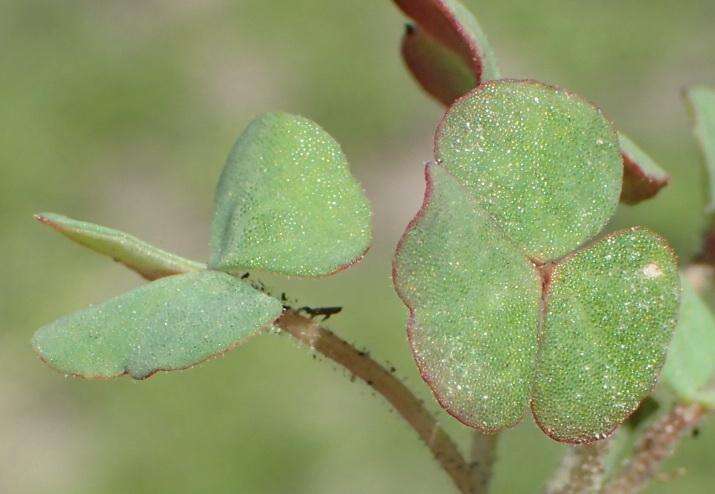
[435,80,623,262]
[393,163,541,432]
[401,25,477,106]
[210,113,372,277]
[619,133,670,205]
[532,228,680,443]
[34,212,205,281]
[394,0,500,105]
[394,80,681,442]
[32,271,283,380]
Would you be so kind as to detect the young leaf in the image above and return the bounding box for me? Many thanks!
[401,24,477,106]
[32,271,282,379]
[436,80,623,262]
[35,213,205,280]
[393,163,541,432]
[393,0,500,105]
[533,228,680,443]
[619,133,670,205]
[210,112,372,277]
[661,275,715,408]
[686,85,715,212]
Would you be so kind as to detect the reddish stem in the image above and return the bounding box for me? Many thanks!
[275,310,480,494]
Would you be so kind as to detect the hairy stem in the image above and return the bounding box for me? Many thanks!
[275,310,479,494]
[545,441,610,494]
[469,431,498,491]
[603,403,706,494]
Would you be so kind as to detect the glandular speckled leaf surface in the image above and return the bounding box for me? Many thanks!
[393,164,541,432]
[619,133,670,205]
[394,0,500,106]
[35,213,205,281]
[436,80,623,262]
[533,228,680,442]
[210,112,371,277]
[661,275,715,408]
[32,271,282,379]
[686,86,715,212]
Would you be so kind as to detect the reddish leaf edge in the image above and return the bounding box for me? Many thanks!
[620,151,670,205]
[393,165,679,441]
[401,24,475,107]
[393,0,486,84]
[433,79,669,208]
[34,213,205,281]
[434,79,621,164]
[33,291,282,381]
[531,226,680,444]
[392,162,538,434]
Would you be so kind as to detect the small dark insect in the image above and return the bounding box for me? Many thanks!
[298,306,342,321]
[692,427,700,438]
[240,273,250,279]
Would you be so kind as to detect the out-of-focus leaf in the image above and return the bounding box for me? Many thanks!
[686,85,715,212]
[35,212,205,280]
[210,112,372,277]
[401,24,477,106]
[619,133,670,205]
[32,271,283,379]
[393,0,500,105]
[436,80,622,262]
[661,275,715,408]
[532,228,680,443]
[393,163,541,432]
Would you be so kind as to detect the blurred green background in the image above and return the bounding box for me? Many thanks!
[2,0,714,492]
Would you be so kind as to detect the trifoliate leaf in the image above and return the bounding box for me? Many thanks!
[35,213,205,280]
[210,112,372,277]
[619,133,670,205]
[393,163,541,431]
[394,0,500,105]
[436,80,623,261]
[661,275,715,408]
[532,228,680,443]
[32,271,282,379]
[686,85,715,212]
[394,80,681,442]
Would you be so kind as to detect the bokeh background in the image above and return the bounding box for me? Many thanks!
[2,0,715,492]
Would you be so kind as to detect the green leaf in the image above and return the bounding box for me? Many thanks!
[210,112,372,277]
[686,85,715,212]
[533,228,680,442]
[32,271,283,379]
[393,164,541,431]
[35,213,205,280]
[394,164,680,441]
[661,275,715,408]
[393,0,500,105]
[401,24,477,106]
[436,80,623,261]
[619,133,670,205]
